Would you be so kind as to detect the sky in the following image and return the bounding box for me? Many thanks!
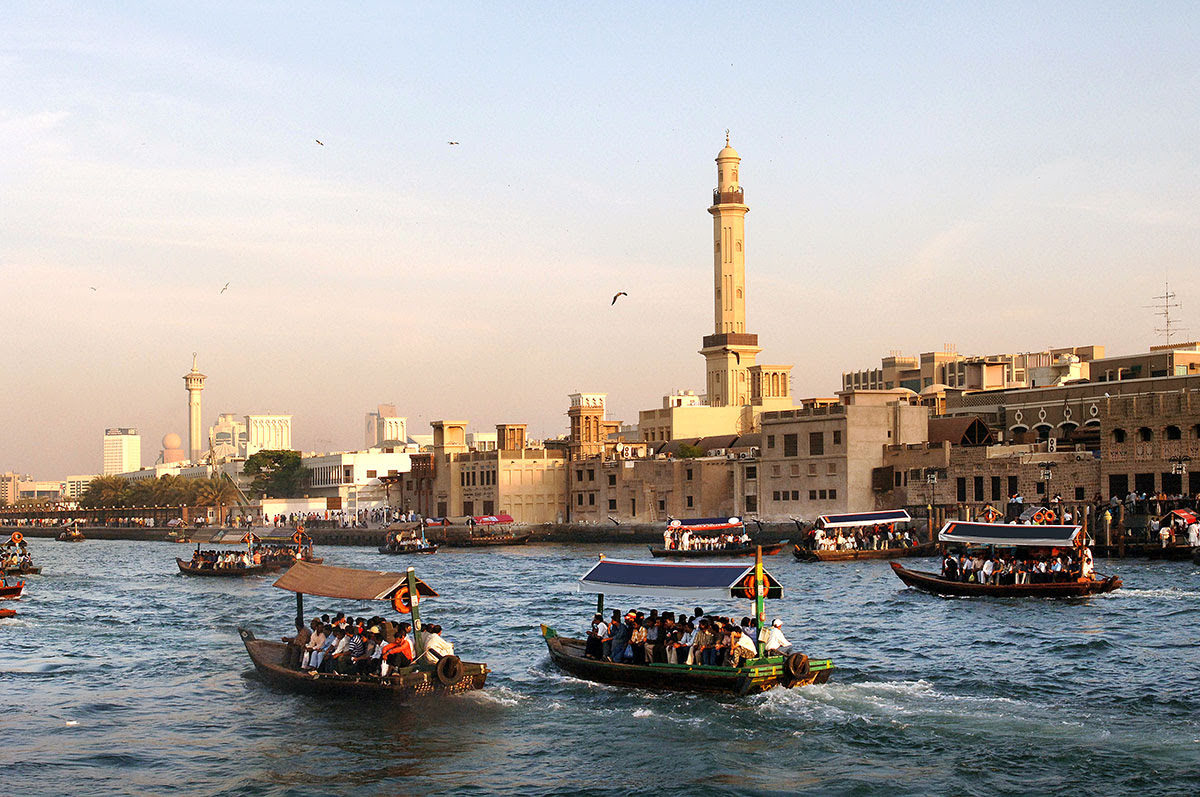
[3,2,1199,478]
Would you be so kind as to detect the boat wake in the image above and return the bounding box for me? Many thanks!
[1106,586,1200,600]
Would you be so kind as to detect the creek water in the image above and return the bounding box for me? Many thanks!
[1,541,1197,795]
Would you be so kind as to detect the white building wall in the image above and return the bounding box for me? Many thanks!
[103,429,140,475]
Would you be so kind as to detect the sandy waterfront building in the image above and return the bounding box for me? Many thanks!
[103,428,141,475]
[246,414,292,455]
[365,404,407,448]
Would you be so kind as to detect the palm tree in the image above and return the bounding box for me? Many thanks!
[195,476,242,527]
[81,476,128,508]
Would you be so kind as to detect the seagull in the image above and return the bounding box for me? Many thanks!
[89,286,97,291]
[315,139,324,146]
[724,348,741,365]
[220,282,229,294]
[448,141,460,145]
[611,291,627,305]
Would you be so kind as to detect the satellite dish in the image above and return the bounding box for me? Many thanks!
[669,519,682,527]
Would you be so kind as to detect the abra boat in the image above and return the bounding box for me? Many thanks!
[648,517,782,559]
[177,558,268,576]
[239,561,489,699]
[0,608,15,618]
[56,527,85,542]
[438,515,531,547]
[541,550,833,696]
[2,533,41,574]
[378,524,438,555]
[889,520,1122,598]
[0,576,25,600]
[793,510,935,562]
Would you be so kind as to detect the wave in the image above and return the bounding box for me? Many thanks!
[1107,587,1200,600]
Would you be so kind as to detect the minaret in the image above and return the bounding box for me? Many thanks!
[183,354,207,464]
[700,132,760,407]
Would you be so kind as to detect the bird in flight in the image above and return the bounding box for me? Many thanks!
[220,282,229,294]
[611,291,628,305]
[724,348,741,365]
[89,286,97,291]
[315,139,324,146]
[448,141,460,145]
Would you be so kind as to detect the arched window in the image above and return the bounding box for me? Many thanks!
[1034,424,1052,441]
[781,374,788,396]
[1166,425,1181,440]
[1138,427,1153,442]
[1194,423,1200,439]
[1112,428,1126,443]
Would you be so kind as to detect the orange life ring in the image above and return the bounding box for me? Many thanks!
[392,583,419,614]
[740,573,756,599]
[292,530,305,545]
[10,532,23,544]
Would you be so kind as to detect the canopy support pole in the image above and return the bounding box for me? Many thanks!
[596,593,604,616]
[296,591,304,628]
[754,546,765,657]
[407,567,424,660]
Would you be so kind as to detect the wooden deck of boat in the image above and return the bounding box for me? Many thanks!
[890,562,1122,598]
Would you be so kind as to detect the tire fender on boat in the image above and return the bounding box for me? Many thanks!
[785,652,810,684]
[436,655,463,685]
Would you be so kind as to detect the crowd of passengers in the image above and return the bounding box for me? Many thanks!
[940,548,1096,584]
[284,613,454,676]
[188,544,303,569]
[661,530,752,551]
[811,524,916,552]
[1,544,34,571]
[583,607,792,667]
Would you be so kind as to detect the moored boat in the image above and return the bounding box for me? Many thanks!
[378,524,438,555]
[239,561,488,699]
[437,515,530,547]
[648,517,781,559]
[541,550,833,695]
[793,509,928,562]
[889,520,1121,598]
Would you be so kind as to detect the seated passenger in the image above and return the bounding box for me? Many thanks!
[761,618,792,656]
[728,627,758,667]
[420,623,454,663]
[380,622,413,676]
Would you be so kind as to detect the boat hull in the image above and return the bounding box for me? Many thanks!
[3,566,41,575]
[541,627,832,695]
[443,534,530,548]
[794,542,937,562]
[176,558,267,577]
[377,545,439,555]
[0,608,15,618]
[238,629,488,699]
[889,562,1122,598]
[648,543,783,559]
[0,582,24,600]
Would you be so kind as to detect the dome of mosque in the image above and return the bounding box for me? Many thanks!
[163,433,183,449]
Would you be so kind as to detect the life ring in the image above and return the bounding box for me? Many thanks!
[740,573,757,599]
[435,654,463,686]
[785,652,810,683]
[1043,510,1056,524]
[392,583,418,614]
[9,532,23,544]
[292,530,305,545]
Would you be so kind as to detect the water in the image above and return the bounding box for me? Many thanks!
[2,541,1198,796]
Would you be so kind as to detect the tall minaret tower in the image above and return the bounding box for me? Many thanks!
[183,354,207,464]
[700,132,760,407]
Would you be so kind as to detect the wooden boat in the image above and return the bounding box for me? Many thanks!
[176,558,267,576]
[890,562,1122,598]
[794,541,936,562]
[0,608,16,618]
[56,529,85,542]
[0,577,25,600]
[650,542,783,559]
[239,561,489,699]
[444,532,530,548]
[793,509,927,562]
[379,525,439,555]
[2,564,41,575]
[542,550,834,695]
[651,517,781,559]
[889,520,1122,598]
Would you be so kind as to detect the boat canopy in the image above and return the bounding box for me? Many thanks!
[938,521,1083,548]
[1162,508,1197,525]
[816,509,911,529]
[667,516,743,532]
[576,558,781,601]
[273,561,438,601]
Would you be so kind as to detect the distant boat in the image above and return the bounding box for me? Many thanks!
[793,509,930,562]
[648,517,780,559]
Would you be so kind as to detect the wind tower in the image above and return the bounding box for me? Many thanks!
[183,354,207,464]
[700,132,760,406]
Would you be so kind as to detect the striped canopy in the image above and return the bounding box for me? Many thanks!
[938,520,1083,548]
[816,509,911,529]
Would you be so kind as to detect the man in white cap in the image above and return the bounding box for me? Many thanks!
[760,618,792,656]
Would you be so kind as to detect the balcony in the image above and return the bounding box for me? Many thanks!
[712,188,745,205]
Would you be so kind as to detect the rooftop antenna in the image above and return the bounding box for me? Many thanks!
[1147,277,1186,345]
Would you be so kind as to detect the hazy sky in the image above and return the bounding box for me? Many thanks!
[3,2,1199,478]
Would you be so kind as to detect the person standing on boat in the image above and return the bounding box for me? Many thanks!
[610,613,634,663]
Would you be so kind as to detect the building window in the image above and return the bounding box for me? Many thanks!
[809,432,824,456]
[791,464,800,477]
[895,472,902,487]
[686,495,694,508]
[991,476,1001,502]
[809,490,817,500]
[1008,475,1018,496]
[746,495,757,512]
[767,435,775,449]
[783,434,798,457]
[1036,481,1046,495]
[791,490,799,500]
[973,476,984,501]
[686,468,694,481]
[576,470,583,482]
[608,499,616,511]
[818,489,827,499]
[1074,486,1085,501]
[1166,425,1182,440]
[587,469,595,480]
[773,491,781,501]
[746,466,756,480]
[588,493,595,505]
[827,462,837,475]
[366,470,377,478]
[772,465,781,477]
[658,500,665,511]
[576,494,583,505]
[1112,428,1126,444]
[829,489,837,500]
[608,474,616,486]
[1137,427,1152,442]
[956,477,967,502]
[832,430,842,446]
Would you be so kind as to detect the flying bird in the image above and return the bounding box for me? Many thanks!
[448,141,460,145]
[725,348,741,365]
[220,282,229,294]
[315,139,324,146]
[89,286,97,291]
[611,291,627,305]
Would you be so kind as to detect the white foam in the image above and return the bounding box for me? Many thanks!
[632,708,653,718]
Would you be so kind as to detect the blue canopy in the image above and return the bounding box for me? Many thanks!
[939,521,1083,548]
[816,509,911,529]
[576,558,782,601]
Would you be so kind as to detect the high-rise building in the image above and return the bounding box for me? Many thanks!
[246,414,292,455]
[183,355,207,463]
[103,428,140,475]
[365,404,407,447]
[63,475,97,501]
[0,472,21,506]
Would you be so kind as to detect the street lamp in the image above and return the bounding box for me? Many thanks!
[925,470,938,540]
[1036,461,1057,511]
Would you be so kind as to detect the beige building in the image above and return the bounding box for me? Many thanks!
[183,356,207,464]
[246,414,292,455]
[103,427,140,475]
[365,404,407,447]
[0,472,24,506]
[843,345,1103,393]
[395,421,567,523]
[755,390,929,519]
[1089,342,1200,382]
